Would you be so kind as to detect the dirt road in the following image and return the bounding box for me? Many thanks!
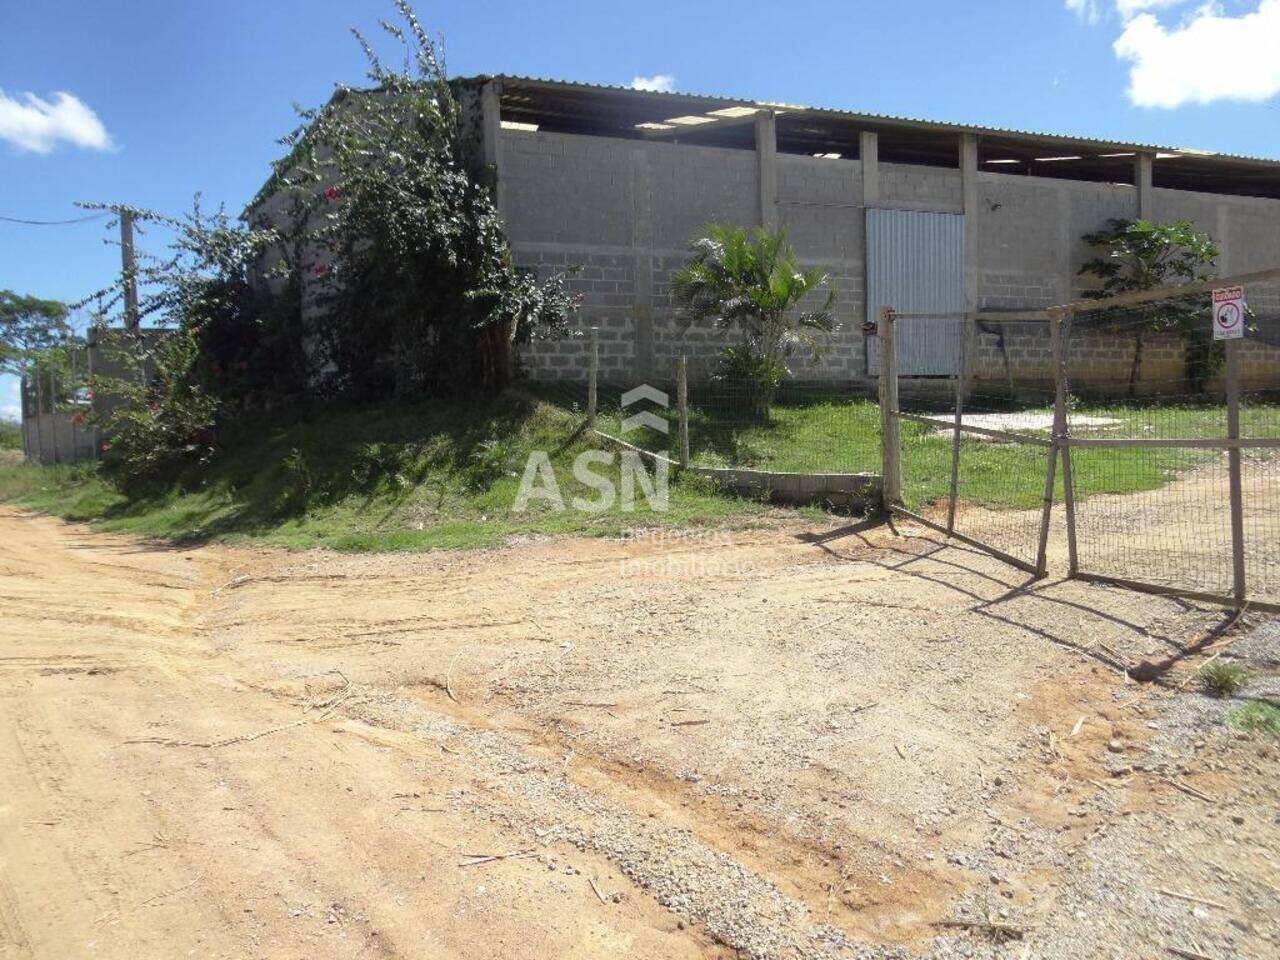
[1,506,1277,959]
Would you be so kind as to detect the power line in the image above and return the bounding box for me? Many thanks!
[0,212,109,226]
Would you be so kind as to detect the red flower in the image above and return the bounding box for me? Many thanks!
[324,185,341,201]
[100,442,112,453]
[149,402,161,414]
[86,389,95,400]
[312,263,329,277]
[71,412,86,426]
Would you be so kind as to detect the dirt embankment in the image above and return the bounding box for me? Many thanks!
[1,506,1277,960]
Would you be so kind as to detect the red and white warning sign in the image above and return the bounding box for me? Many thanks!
[1212,286,1245,341]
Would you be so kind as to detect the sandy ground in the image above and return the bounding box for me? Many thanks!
[1,499,1278,960]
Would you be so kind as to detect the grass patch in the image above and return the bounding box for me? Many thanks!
[0,420,20,451]
[0,392,783,552]
[582,389,1265,512]
[1200,661,1250,698]
[1228,701,1280,735]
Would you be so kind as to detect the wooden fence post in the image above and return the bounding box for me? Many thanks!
[878,306,902,509]
[1225,337,1246,604]
[677,356,690,469]
[586,326,599,430]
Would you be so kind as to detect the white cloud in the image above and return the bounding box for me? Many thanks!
[1067,0,1194,22]
[1065,0,1280,107]
[1066,0,1103,23]
[1116,0,1280,107]
[1114,0,1191,18]
[0,90,114,154]
[630,74,675,93]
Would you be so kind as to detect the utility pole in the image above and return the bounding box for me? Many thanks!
[120,210,139,332]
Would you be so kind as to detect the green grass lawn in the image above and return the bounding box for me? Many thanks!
[0,392,788,552]
[4,387,1268,552]
[584,389,1269,512]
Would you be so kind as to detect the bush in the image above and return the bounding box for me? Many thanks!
[96,329,219,493]
[1200,661,1249,698]
[268,0,579,398]
[672,225,835,416]
[0,420,20,450]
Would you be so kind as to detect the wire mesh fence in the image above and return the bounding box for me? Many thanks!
[888,312,1058,571]
[1061,278,1280,607]
[534,376,882,476]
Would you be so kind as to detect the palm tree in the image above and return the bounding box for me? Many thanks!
[672,225,836,416]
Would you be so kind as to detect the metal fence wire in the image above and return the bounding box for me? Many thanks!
[880,273,1280,612]
[1060,276,1280,609]
[886,311,1058,573]
[536,375,882,476]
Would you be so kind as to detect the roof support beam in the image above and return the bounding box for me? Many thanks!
[961,133,979,315]
[756,111,778,231]
[1136,151,1154,219]
[860,131,879,207]
[961,133,980,398]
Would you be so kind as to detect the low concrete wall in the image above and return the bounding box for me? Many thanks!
[21,413,98,465]
[686,465,882,511]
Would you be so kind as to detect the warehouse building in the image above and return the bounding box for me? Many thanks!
[464,76,1280,391]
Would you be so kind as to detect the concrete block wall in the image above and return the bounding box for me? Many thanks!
[879,163,963,214]
[505,130,878,386]
[503,129,758,384]
[776,154,867,383]
[498,125,1280,395]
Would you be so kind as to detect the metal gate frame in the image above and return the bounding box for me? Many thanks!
[878,266,1280,612]
[877,306,1058,578]
[1049,267,1280,615]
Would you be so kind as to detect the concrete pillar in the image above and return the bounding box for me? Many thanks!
[961,134,980,316]
[1058,186,1075,302]
[755,111,778,231]
[481,80,505,214]
[1135,152,1154,221]
[1216,203,1231,274]
[860,131,879,207]
[631,148,655,382]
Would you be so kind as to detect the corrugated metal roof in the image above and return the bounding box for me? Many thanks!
[487,74,1280,167]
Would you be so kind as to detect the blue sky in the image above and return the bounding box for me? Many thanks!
[3,0,1279,420]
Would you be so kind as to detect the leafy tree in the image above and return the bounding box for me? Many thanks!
[76,200,300,487]
[0,290,69,379]
[672,225,836,415]
[1078,219,1220,395]
[78,1,580,492]
[264,0,579,399]
[0,293,72,459]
